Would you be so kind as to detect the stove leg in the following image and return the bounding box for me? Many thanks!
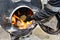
[10,34,20,40]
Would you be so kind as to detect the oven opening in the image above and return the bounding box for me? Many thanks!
[11,7,34,30]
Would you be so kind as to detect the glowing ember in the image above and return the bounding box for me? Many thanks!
[11,14,33,29]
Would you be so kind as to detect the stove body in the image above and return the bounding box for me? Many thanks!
[0,0,42,40]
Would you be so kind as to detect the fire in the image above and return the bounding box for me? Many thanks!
[11,14,33,29]
[12,15,16,25]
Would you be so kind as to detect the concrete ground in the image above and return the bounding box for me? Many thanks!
[0,27,11,40]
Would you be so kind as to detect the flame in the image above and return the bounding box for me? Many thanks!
[12,15,16,25]
[11,14,33,29]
